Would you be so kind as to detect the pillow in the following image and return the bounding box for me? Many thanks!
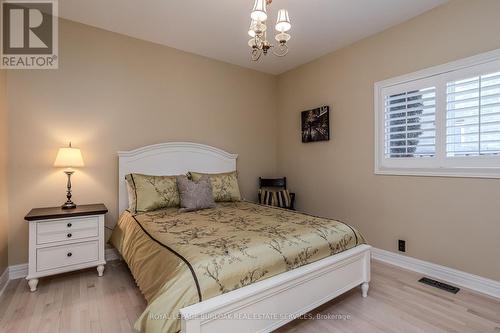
[259,189,292,209]
[189,171,241,202]
[127,173,180,212]
[176,175,216,212]
[125,174,137,212]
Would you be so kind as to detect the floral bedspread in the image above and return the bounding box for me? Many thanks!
[110,201,365,333]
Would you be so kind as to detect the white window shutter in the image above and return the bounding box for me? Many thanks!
[446,71,500,157]
[384,87,436,158]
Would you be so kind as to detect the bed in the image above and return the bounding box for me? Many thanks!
[112,142,371,333]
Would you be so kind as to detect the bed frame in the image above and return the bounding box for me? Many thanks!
[118,142,371,333]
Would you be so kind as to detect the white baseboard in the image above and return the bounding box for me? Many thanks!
[4,246,498,300]
[9,263,28,280]
[6,247,122,281]
[372,247,500,299]
[0,266,8,297]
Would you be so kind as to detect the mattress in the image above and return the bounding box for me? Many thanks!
[110,201,365,333]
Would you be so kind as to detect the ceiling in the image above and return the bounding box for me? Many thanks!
[59,0,448,75]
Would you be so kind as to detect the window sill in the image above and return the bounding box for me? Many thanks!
[374,167,500,179]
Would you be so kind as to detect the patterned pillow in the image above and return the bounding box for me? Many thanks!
[176,175,216,212]
[189,171,241,202]
[259,189,292,208]
[125,174,137,212]
[127,173,180,212]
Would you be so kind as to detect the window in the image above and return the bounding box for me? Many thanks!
[375,49,500,178]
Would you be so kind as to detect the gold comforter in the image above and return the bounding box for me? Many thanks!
[110,201,365,333]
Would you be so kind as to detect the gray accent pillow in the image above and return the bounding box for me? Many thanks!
[176,175,216,212]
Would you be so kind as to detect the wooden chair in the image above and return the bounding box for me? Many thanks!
[258,177,296,210]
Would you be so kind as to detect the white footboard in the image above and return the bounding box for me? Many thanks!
[180,244,371,333]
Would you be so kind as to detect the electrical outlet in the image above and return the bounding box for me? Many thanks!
[398,239,406,252]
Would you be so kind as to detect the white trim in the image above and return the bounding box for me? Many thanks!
[5,249,120,281]
[374,48,500,178]
[118,142,238,214]
[374,168,500,179]
[0,266,8,297]
[8,263,28,280]
[371,247,500,299]
[5,246,498,304]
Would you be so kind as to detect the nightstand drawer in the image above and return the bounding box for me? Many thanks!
[37,216,99,234]
[37,227,98,244]
[36,241,99,272]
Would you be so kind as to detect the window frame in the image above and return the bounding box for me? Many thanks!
[374,48,500,178]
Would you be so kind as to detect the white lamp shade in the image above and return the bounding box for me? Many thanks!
[275,9,291,32]
[54,146,84,167]
[251,0,267,22]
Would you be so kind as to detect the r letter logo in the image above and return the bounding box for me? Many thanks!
[1,0,58,69]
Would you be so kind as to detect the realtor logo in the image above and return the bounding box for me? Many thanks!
[1,0,58,69]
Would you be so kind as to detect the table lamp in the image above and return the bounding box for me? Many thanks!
[54,142,84,209]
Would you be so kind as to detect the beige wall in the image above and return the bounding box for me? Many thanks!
[277,0,500,281]
[6,19,278,265]
[0,69,8,273]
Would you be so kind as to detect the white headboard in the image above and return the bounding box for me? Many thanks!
[118,142,238,214]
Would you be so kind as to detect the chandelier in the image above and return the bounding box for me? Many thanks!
[248,0,291,61]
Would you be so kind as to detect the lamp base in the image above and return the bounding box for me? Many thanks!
[61,201,77,210]
[62,170,77,210]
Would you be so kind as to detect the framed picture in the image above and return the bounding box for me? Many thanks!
[301,105,330,143]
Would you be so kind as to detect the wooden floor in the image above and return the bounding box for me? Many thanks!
[0,260,499,333]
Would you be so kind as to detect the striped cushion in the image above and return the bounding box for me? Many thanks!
[259,189,292,208]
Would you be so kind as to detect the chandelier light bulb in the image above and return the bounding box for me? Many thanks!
[275,9,291,32]
[251,0,268,22]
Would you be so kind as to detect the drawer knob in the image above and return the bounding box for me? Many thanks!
[67,252,72,257]
[67,233,72,238]
[67,223,72,227]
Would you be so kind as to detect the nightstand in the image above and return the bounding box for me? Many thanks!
[24,203,108,291]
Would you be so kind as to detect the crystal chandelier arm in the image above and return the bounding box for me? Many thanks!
[272,32,290,57]
[251,47,263,61]
[272,43,288,57]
